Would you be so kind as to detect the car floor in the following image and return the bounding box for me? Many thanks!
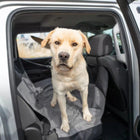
[102,111,129,140]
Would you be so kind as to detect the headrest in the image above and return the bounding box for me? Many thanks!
[88,34,113,57]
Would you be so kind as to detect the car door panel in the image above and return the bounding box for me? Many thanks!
[117,0,140,139]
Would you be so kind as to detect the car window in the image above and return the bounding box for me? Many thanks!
[103,28,113,38]
[116,33,124,53]
[16,32,52,59]
[87,32,95,38]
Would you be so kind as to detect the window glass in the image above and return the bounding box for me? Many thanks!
[16,32,52,58]
[103,28,113,38]
[116,33,124,53]
[87,32,95,38]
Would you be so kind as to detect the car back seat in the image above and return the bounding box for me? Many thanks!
[14,34,115,140]
[15,59,105,139]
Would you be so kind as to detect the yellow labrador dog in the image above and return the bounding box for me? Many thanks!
[41,28,92,132]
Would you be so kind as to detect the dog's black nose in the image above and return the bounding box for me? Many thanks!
[58,52,70,61]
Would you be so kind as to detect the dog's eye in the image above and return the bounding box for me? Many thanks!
[55,41,61,45]
[72,42,78,47]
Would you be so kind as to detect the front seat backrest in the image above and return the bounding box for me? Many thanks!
[88,34,128,113]
[86,34,113,96]
[88,34,113,57]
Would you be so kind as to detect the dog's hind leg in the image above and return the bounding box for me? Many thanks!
[51,92,57,107]
[66,91,77,102]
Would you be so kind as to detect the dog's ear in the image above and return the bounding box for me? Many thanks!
[79,31,91,54]
[41,29,56,48]
[31,36,43,44]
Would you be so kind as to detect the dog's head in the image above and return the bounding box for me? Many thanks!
[41,28,91,72]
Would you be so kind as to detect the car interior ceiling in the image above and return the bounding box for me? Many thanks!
[12,11,129,140]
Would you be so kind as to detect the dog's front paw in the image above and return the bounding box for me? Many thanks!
[67,96,77,102]
[60,122,70,133]
[83,110,92,122]
[51,100,57,107]
[67,92,77,102]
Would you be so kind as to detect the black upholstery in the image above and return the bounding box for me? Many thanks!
[17,95,41,130]
[98,55,128,96]
[15,60,56,140]
[98,55,128,112]
[17,95,43,140]
[87,34,128,118]
[88,34,113,57]
[16,63,104,140]
[87,34,112,96]
[95,66,109,96]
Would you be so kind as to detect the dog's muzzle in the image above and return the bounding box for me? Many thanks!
[57,52,72,71]
[58,52,70,62]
